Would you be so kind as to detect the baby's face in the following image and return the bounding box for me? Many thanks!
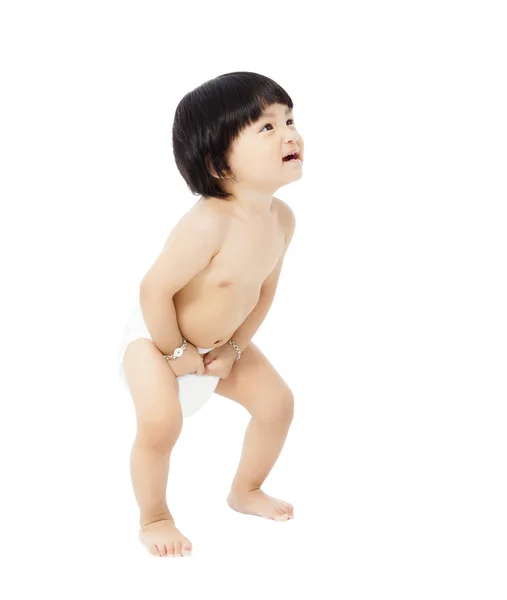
[226,103,304,188]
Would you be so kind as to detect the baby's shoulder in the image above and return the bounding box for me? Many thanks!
[169,201,227,249]
[179,199,227,228]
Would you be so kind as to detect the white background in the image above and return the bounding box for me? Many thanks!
[1,1,506,598]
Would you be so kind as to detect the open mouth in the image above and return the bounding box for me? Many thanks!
[282,153,299,162]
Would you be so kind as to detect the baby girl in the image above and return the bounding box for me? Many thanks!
[118,71,304,557]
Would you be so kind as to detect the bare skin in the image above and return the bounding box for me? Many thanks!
[124,196,295,557]
[215,341,295,522]
[171,195,287,349]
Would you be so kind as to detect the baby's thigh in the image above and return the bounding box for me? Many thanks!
[214,342,294,421]
[123,339,183,447]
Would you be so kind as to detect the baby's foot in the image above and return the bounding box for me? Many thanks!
[138,517,193,557]
[227,487,294,521]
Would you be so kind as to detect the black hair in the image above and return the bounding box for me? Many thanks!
[171,71,293,200]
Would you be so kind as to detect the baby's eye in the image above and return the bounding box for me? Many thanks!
[261,119,294,132]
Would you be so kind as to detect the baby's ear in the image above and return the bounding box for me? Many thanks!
[205,155,220,179]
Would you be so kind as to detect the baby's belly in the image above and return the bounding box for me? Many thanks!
[174,286,261,349]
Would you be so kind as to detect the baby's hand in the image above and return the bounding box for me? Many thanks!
[203,343,237,379]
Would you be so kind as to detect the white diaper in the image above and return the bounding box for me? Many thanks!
[117,302,219,419]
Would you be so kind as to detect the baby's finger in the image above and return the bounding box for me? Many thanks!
[196,360,205,375]
[204,352,216,365]
[205,360,216,374]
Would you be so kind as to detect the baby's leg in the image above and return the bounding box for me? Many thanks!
[123,338,192,558]
[214,342,295,521]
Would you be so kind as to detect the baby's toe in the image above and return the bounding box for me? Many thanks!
[173,541,184,557]
[274,508,290,521]
[279,504,294,519]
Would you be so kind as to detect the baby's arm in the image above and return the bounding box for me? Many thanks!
[139,206,224,354]
[227,200,296,352]
[259,200,296,296]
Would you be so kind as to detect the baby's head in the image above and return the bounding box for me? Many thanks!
[172,71,304,201]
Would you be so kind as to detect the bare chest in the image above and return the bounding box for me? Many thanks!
[207,216,285,288]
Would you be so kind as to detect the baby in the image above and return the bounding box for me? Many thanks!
[118,71,304,558]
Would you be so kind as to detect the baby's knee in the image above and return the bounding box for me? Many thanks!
[136,417,182,453]
[259,387,294,424]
